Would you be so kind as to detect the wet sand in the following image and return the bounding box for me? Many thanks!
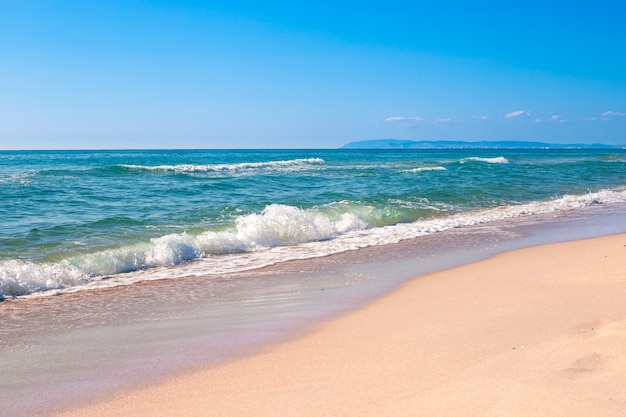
[55,233,626,416]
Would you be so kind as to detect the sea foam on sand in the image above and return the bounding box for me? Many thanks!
[55,233,626,417]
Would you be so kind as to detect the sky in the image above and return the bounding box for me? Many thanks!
[1,0,626,149]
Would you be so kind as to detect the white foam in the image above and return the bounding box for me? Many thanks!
[0,172,35,186]
[234,204,365,247]
[400,166,447,173]
[146,233,202,266]
[0,260,88,298]
[118,158,325,175]
[460,156,509,164]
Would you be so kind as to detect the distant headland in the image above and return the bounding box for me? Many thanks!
[341,139,625,150]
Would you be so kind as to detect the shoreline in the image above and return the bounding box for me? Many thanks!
[2,205,625,417]
[54,233,626,417]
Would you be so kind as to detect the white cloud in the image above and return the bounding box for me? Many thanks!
[384,116,425,127]
[473,115,492,122]
[435,118,452,123]
[601,111,626,118]
[385,116,425,123]
[584,117,599,121]
[549,114,568,123]
[505,110,530,119]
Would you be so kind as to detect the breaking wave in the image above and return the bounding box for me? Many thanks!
[399,166,447,173]
[460,156,510,164]
[2,188,625,299]
[118,158,325,175]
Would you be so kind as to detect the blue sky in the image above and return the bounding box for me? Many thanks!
[1,1,625,149]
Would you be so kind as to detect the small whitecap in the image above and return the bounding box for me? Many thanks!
[399,166,447,173]
[117,158,325,175]
[460,156,509,164]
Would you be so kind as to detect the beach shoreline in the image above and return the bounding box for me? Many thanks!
[50,232,626,417]
[2,204,626,417]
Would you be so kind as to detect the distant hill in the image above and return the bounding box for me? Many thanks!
[341,139,624,150]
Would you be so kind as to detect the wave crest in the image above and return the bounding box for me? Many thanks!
[460,156,509,164]
[118,158,325,175]
[399,166,447,173]
[0,260,88,298]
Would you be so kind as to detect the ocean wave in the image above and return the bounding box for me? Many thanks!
[460,156,509,164]
[0,172,36,186]
[0,204,368,298]
[117,158,325,174]
[600,156,626,163]
[0,260,88,298]
[2,188,626,299]
[399,166,447,173]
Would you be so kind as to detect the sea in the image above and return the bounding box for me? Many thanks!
[2,148,626,300]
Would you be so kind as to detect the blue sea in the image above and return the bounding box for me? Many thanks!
[2,148,626,299]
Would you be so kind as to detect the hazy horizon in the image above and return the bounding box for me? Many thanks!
[3,138,626,152]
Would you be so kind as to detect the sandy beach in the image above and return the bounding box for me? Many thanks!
[52,233,626,417]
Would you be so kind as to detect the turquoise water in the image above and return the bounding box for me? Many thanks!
[1,148,625,298]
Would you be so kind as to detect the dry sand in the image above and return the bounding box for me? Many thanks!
[56,234,626,416]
